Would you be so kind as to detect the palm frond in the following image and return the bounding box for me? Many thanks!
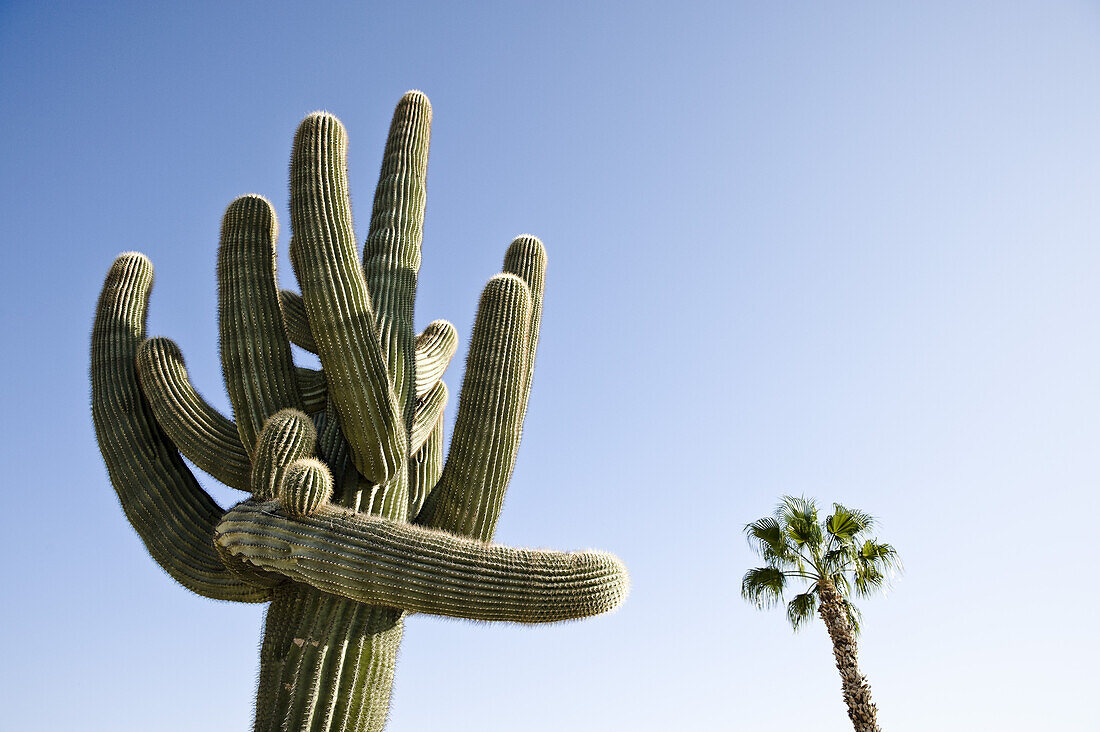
[741,566,786,609]
[860,539,901,567]
[786,590,818,631]
[853,562,885,597]
[826,503,874,544]
[822,547,853,575]
[830,571,852,596]
[854,539,902,597]
[744,516,794,564]
[779,495,822,550]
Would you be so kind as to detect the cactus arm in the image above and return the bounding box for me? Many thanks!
[409,380,447,454]
[408,416,444,519]
[502,235,547,421]
[416,274,531,541]
[250,409,317,500]
[296,366,326,413]
[91,253,271,603]
[280,458,334,517]
[280,291,457,401]
[288,112,406,488]
[218,195,304,455]
[280,288,316,353]
[413,319,458,398]
[135,336,252,491]
[314,401,353,499]
[360,469,410,520]
[131,341,326,494]
[216,501,629,623]
[362,90,432,427]
[414,242,545,540]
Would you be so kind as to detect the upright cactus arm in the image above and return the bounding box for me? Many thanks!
[363,90,432,429]
[409,380,447,453]
[280,289,457,401]
[358,468,411,519]
[279,288,315,352]
[91,253,271,603]
[408,415,444,518]
[413,319,458,398]
[136,336,252,491]
[218,194,304,454]
[288,112,406,490]
[295,366,327,413]
[416,273,533,541]
[502,234,547,420]
[216,501,629,623]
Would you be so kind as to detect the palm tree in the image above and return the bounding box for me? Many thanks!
[742,496,901,732]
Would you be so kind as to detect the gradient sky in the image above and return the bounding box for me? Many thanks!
[3,1,1099,730]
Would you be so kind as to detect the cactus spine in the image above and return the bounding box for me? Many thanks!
[91,91,628,731]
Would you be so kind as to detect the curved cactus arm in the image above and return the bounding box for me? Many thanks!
[296,366,326,413]
[133,340,325,492]
[136,336,252,491]
[216,501,629,623]
[218,195,304,455]
[409,380,447,454]
[416,274,531,542]
[288,112,406,487]
[92,253,271,603]
[502,235,547,421]
[408,415,444,519]
[362,90,432,426]
[413,319,458,398]
[280,288,316,353]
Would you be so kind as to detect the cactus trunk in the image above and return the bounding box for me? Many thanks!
[256,585,402,732]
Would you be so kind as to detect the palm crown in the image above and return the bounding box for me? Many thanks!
[742,496,901,634]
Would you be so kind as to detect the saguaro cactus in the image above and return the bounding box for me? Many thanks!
[91,91,628,731]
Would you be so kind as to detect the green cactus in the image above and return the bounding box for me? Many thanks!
[91,91,628,731]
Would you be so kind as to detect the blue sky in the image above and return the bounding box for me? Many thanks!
[3,1,1099,729]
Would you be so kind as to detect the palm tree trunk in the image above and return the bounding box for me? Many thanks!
[817,580,881,732]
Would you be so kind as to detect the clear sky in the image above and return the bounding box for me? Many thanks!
[2,1,1099,729]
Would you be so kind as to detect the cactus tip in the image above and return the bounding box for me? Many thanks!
[298,110,347,136]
